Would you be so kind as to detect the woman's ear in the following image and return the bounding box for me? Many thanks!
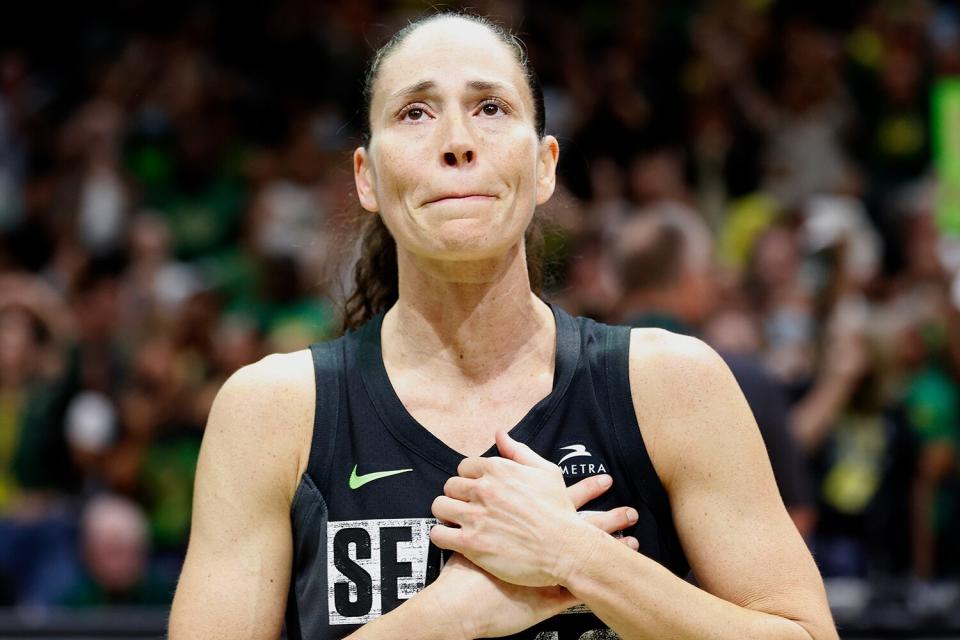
[535,135,560,205]
[354,146,380,213]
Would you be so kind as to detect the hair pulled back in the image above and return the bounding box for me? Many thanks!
[342,11,548,332]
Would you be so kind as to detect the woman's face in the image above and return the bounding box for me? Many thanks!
[354,18,559,263]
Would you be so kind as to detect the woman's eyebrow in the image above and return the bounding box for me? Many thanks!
[465,80,512,94]
[390,79,436,100]
[389,79,518,100]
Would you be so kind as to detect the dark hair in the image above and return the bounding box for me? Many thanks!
[613,203,714,293]
[616,221,685,292]
[342,11,548,332]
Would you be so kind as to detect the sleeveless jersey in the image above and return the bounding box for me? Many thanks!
[285,305,689,639]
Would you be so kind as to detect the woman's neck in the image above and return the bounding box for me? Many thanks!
[382,242,556,384]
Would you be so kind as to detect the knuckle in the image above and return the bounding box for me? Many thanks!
[474,479,494,500]
[460,527,477,549]
[443,476,457,495]
[458,503,475,524]
[459,479,478,499]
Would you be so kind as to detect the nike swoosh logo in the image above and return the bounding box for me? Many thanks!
[349,465,413,490]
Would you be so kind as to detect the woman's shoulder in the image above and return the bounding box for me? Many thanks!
[224,348,316,399]
[208,348,317,497]
[624,327,741,487]
[626,326,735,415]
[627,326,721,371]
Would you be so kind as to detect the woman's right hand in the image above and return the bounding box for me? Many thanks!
[423,474,640,639]
[422,552,574,639]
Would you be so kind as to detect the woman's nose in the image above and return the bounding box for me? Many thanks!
[440,112,476,167]
[443,149,474,166]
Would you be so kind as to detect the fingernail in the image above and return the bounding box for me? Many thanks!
[626,508,639,524]
[597,474,612,488]
[628,537,640,550]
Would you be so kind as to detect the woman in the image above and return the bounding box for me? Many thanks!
[169,12,836,640]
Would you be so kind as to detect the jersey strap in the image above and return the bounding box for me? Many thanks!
[285,339,343,639]
[307,339,343,496]
[603,325,688,573]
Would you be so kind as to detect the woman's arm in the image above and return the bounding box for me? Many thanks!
[168,352,314,640]
[169,351,467,639]
[559,329,836,639]
[352,476,640,640]
[431,329,837,639]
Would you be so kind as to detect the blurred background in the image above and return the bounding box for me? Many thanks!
[1,0,959,637]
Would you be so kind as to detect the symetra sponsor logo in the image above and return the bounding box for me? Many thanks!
[556,444,607,476]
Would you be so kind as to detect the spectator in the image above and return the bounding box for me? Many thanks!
[610,201,817,535]
[792,324,917,577]
[0,275,80,606]
[60,493,171,606]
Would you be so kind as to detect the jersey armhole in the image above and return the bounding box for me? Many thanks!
[603,326,667,516]
[305,340,342,496]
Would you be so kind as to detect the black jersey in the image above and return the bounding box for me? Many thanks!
[284,305,688,639]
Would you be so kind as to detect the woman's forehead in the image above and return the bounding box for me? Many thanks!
[373,18,529,104]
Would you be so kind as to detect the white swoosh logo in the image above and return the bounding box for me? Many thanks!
[558,444,592,465]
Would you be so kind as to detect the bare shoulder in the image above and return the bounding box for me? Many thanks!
[229,347,313,380]
[625,328,748,490]
[204,349,316,504]
[626,327,730,395]
[627,327,724,372]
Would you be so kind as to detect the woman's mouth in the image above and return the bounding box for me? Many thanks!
[424,194,497,206]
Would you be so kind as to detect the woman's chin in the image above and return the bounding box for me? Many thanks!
[426,219,511,256]
[415,233,520,265]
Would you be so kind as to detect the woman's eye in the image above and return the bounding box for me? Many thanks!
[481,103,502,116]
[405,108,425,121]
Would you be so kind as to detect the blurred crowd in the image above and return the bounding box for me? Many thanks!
[0,0,959,614]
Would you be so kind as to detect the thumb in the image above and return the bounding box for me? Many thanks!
[496,430,555,471]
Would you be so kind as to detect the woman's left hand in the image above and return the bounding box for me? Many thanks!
[430,430,636,587]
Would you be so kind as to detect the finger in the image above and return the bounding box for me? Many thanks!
[444,476,475,501]
[431,495,470,525]
[581,506,639,535]
[495,430,555,471]
[430,523,464,551]
[457,457,485,479]
[566,474,613,509]
[620,536,640,551]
